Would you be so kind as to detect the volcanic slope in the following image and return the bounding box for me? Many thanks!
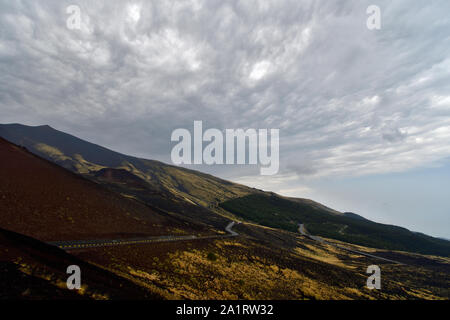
[0,137,211,242]
[1,123,449,257]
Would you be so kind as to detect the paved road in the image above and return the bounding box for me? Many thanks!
[48,221,239,251]
[225,221,239,236]
[298,223,324,242]
[298,223,405,265]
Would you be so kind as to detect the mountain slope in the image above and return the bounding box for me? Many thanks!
[2,125,449,300]
[220,193,450,256]
[1,123,449,257]
[0,124,355,218]
[0,136,210,241]
[0,123,253,208]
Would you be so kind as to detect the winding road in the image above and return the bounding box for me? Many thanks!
[48,221,239,251]
[49,220,403,265]
[298,223,405,265]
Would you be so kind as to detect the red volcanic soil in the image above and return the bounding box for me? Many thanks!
[0,138,194,241]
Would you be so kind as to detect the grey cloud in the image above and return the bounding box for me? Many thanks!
[0,0,450,180]
[382,127,406,143]
[286,161,318,176]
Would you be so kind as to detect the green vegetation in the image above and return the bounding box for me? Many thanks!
[206,252,217,261]
[220,194,450,257]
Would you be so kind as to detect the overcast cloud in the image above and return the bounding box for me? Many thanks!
[1,0,450,235]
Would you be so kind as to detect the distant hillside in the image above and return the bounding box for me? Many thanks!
[220,194,450,257]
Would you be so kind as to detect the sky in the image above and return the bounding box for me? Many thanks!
[1,0,449,238]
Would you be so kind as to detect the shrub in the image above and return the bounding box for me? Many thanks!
[207,252,217,261]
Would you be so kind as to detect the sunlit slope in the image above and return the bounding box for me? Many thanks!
[220,194,450,257]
